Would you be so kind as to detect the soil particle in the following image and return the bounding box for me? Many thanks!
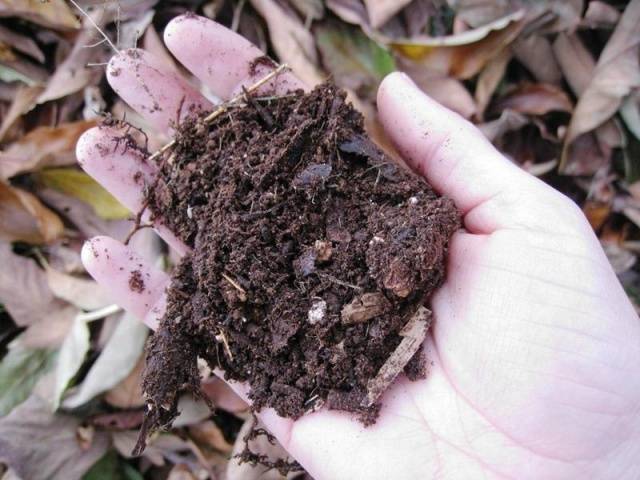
[129,270,145,293]
[138,81,460,446]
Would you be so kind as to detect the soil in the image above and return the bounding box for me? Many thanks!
[135,79,460,451]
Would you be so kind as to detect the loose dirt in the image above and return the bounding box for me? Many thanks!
[135,79,460,451]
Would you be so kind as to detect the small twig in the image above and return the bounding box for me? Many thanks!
[231,0,247,32]
[317,272,362,291]
[221,272,247,295]
[86,62,109,67]
[68,0,119,54]
[124,198,150,246]
[216,329,234,361]
[147,64,290,163]
[82,38,107,49]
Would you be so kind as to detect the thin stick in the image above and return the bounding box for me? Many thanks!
[68,0,119,55]
[147,64,290,163]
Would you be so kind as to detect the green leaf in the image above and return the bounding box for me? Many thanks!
[316,21,395,100]
[0,65,37,86]
[0,339,57,416]
[82,450,143,480]
[37,168,130,220]
[53,316,90,410]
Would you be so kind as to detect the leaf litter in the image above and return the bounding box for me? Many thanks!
[0,0,640,478]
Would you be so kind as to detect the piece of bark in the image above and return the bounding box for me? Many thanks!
[341,292,391,325]
[361,307,431,407]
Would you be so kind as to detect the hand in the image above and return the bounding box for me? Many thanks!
[77,14,640,479]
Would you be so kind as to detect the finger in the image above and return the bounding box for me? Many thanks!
[81,236,168,329]
[163,14,304,100]
[76,126,187,255]
[107,48,212,133]
[377,72,577,234]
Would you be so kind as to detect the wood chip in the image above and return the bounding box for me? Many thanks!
[361,307,431,407]
[341,292,390,325]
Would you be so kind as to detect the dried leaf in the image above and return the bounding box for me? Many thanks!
[552,33,595,97]
[20,307,76,349]
[36,13,106,105]
[512,34,561,85]
[38,168,130,220]
[0,338,56,416]
[53,316,90,409]
[390,10,525,79]
[0,0,80,30]
[201,378,249,413]
[104,355,145,409]
[475,47,511,119]
[64,313,147,409]
[289,0,325,22]
[189,420,233,454]
[621,92,640,141]
[562,0,640,172]
[0,396,109,480]
[0,84,43,142]
[0,119,96,179]
[363,0,412,28]
[46,267,113,310]
[0,182,63,244]
[493,83,573,115]
[171,395,212,428]
[326,0,368,26]
[118,9,155,50]
[404,69,476,119]
[604,243,637,274]
[449,0,515,27]
[0,58,46,85]
[583,1,621,29]
[316,21,395,100]
[0,24,43,62]
[478,109,528,142]
[250,0,323,86]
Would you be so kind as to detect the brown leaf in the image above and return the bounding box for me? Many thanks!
[250,0,323,86]
[46,267,113,311]
[475,47,511,119]
[36,13,107,105]
[552,33,594,96]
[201,377,249,413]
[0,182,63,244]
[104,356,145,409]
[363,0,412,28]
[0,0,80,30]
[562,0,640,172]
[0,24,44,62]
[20,307,76,348]
[341,292,391,325]
[583,1,621,29]
[493,83,573,115]
[0,84,43,142]
[189,420,234,454]
[0,395,109,480]
[0,119,96,179]
[408,70,477,119]
[478,109,529,142]
[326,0,368,26]
[512,34,562,85]
[584,200,611,231]
[390,10,525,79]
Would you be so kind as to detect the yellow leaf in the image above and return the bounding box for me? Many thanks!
[38,168,130,220]
[0,0,80,30]
[0,181,63,244]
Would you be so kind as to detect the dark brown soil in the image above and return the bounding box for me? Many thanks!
[129,270,145,293]
[135,80,460,451]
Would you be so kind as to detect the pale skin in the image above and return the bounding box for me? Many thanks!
[77,14,640,479]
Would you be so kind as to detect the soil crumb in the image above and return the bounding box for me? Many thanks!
[129,270,145,293]
[137,81,460,449]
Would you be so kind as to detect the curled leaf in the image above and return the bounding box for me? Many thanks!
[493,83,573,115]
[0,119,96,179]
[390,10,525,79]
[0,0,80,30]
[0,181,63,244]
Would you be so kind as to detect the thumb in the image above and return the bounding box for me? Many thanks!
[377,72,584,235]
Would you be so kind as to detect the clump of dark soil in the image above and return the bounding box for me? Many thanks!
[135,79,460,451]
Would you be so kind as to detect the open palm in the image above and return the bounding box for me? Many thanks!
[77,14,640,479]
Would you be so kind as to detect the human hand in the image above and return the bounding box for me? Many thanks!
[77,14,640,479]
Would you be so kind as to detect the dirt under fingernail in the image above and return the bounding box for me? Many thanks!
[136,80,460,448]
